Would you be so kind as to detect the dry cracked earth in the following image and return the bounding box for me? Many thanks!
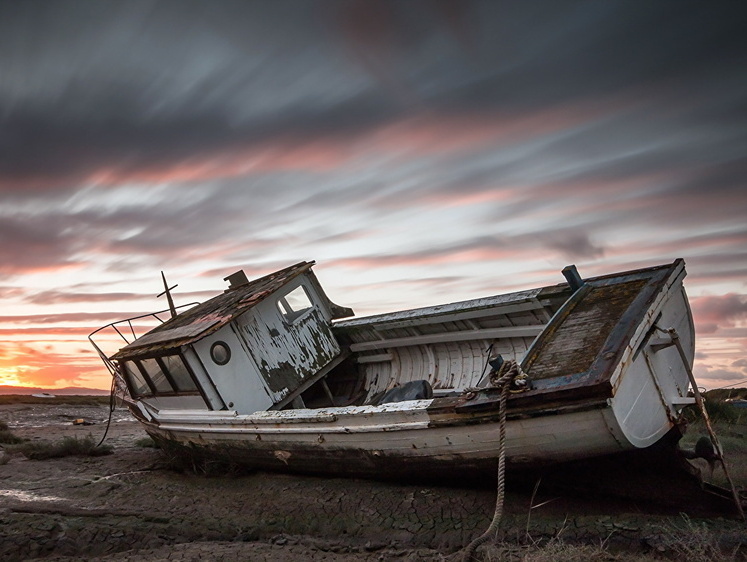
[1,403,744,561]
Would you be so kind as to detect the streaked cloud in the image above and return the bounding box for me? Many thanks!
[691,295,747,335]
[0,1,745,389]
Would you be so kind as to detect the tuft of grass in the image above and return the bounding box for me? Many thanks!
[134,437,159,448]
[479,538,657,561]
[651,514,744,561]
[9,435,113,460]
[683,398,742,424]
[0,430,24,444]
[704,388,747,402]
[0,420,24,444]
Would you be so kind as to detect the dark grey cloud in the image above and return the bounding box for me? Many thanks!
[0,214,83,274]
[685,252,747,285]
[24,290,144,305]
[23,288,215,306]
[0,311,148,324]
[2,0,745,193]
[542,230,604,260]
[696,367,746,382]
[0,174,319,278]
[326,227,605,270]
[435,2,747,113]
[0,0,411,192]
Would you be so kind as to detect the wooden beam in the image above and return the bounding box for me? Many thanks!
[348,300,546,331]
[349,325,545,352]
[356,353,393,364]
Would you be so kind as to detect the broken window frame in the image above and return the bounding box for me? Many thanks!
[121,361,153,397]
[277,284,314,324]
[159,354,200,392]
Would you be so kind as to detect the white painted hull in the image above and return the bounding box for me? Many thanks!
[608,273,694,449]
[131,398,632,478]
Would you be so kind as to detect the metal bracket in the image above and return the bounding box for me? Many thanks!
[648,336,675,352]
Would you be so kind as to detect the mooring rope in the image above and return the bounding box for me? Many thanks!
[662,327,745,520]
[461,359,524,561]
[95,375,118,448]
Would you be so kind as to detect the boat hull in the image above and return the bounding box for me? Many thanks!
[133,398,631,479]
[98,259,697,482]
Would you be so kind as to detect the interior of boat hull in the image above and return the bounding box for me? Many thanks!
[297,284,572,409]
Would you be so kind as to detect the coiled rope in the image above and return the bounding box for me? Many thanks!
[461,359,524,561]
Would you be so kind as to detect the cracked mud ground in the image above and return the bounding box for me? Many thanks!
[1,403,745,561]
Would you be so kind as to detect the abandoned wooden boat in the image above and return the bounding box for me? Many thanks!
[89,259,697,479]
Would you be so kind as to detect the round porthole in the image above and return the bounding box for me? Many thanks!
[210,341,231,365]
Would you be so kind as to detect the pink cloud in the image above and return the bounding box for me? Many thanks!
[328,246,522,270]
[365,106,609,159]
[16,101,616,192]
[421,188,518,208]
[693,365,746,383]
[690,294,747,334]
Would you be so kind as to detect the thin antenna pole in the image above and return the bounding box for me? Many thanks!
[157,271,178,319]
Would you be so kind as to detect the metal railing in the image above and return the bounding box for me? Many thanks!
[88,303,199,377]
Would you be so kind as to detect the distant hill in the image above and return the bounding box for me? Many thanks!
[706,388,747,401]
[0,385,110,396]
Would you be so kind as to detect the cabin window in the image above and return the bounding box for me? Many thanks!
[139,358,173,393]
[210,341,231,365]
[161,354,198,391]
[122,361,151,397]
[277,285,313,322]
[120,353,200,398]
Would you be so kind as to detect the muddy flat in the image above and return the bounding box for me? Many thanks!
[1,400,744,561]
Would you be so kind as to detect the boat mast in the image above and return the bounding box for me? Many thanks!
[158,271,178,319]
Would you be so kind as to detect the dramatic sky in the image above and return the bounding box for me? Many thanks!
[1,1,746,391]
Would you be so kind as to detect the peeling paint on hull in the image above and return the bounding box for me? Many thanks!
[135,399,628,480]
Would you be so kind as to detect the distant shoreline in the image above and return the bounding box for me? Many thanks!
[0,385,110,396]
[0,394,112,406]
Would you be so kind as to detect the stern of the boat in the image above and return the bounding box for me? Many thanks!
[608,263,695,449]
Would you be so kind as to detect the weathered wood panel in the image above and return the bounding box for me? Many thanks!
[524,279,648,381]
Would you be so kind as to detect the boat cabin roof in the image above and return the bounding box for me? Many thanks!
[112,261,315,360]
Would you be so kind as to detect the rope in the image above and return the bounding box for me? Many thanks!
[95,375,118,448]
[664,327,745,520]
[461,359,523,561]
[474,343,494,388]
